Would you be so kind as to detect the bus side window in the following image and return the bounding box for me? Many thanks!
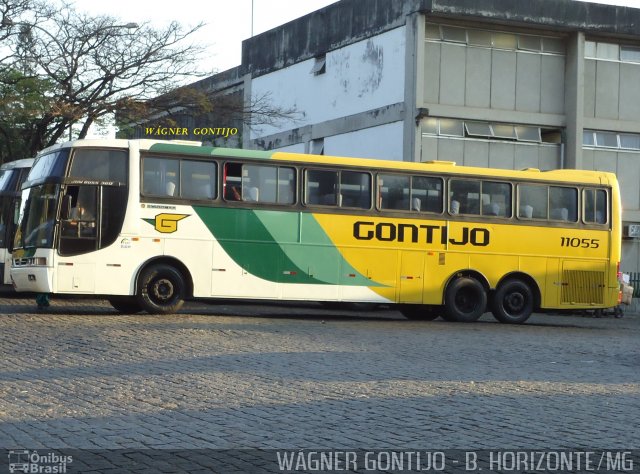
[224,163,242,201]
[306,169,338,206]
[416,176,443,214]
[584,188,607,224]
[450,179,480,215]
[378,174,409,211]
[518,184,546,219]
[482,181,511,217]
[182,160,216,200]
[143,156,179,197]
[550,186,577,222]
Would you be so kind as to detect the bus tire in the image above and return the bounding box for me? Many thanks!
[491,278,533,324]
[108,296,143,314]
[137,264,185,314]
[444,277,486,322]
[400,305,440,320]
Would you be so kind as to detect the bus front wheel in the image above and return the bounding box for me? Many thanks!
[138,264,185,314]
[491,279,533,324]
[444,277,487,322]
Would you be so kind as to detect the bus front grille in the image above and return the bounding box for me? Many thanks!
[561,270,605,305]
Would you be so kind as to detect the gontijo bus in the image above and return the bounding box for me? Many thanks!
[11,139,621,323]
[0,158,34,289]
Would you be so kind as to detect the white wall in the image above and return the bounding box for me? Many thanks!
[273,143,306,153]
[250,26,406,139]
[324,122,404,161]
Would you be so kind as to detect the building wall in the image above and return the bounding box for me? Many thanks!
[324,122,404,161]
[581,40,640,275]
[417,20,565,167]
[249,26,406,154]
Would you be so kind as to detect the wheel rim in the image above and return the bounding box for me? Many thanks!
[151,277,175,303]
[504,291,525,315]
[456,287,480,314]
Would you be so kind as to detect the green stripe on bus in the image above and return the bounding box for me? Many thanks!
[148,143,275,160]
[193,206,374,286]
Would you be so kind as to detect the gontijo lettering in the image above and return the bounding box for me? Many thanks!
[353,221,490,246]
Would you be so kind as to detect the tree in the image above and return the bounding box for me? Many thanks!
[116,82,299,142]
[0,68,53,160]
[0,0,210,163]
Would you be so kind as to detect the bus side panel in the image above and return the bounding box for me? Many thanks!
[339,247,398,302]
[164,238,213,298]
[543,258,561,308]
[398,250,425,304]
[423,252,470,305]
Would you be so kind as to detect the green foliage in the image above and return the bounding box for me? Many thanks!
[0,68,54,162]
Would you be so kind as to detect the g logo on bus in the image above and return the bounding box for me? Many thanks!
[144,213,189,233]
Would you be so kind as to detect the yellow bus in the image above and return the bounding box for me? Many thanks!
[11,139,621,323]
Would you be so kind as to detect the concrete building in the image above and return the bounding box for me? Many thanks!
[142,0,640,274]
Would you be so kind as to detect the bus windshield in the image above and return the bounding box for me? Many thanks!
[14,184,60,249]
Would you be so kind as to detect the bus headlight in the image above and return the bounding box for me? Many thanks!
[12,257,47,267]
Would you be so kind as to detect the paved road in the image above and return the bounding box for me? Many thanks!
[0,296,638,472]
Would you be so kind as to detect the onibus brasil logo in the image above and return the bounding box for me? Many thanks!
[8,450,72,473]
[143,213,189,234]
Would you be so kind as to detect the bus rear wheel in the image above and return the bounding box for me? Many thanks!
[137,264,185,314]
[444,277,487,322]
[491,279,533,324]
[400,305,440,321]
[108,296,143,314]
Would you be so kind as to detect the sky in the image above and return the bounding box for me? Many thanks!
[72,0,339,74]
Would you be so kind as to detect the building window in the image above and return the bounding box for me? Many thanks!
[439,119,464,137]
[621,45,640,63]
[584,129,640,151]
[423,118,545,144]
[426,22,564,55]
[585,41,640,64]
[620,134,640,150]
[515,126,542,142]
[595,132,618,148]
[441,26,467,43]
[310,55,326,75]
[518,35,541,52]
[465,122,492,138]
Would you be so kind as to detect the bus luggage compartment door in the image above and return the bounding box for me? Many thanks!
[56,261,96,293]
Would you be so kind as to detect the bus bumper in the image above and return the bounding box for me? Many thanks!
[10,266,54,293]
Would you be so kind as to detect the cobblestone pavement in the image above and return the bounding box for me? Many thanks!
[0,296,638,471]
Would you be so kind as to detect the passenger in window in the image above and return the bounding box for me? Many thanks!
[450,199,460,215]
[226,185,241,200]
[165,181,177,196]
[70,205,93,221]
[319,180,337,206]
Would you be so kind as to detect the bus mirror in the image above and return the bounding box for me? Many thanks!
[61,194,72,220]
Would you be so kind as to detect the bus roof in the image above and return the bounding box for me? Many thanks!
[0,158,35,170]
[37,138,616,186]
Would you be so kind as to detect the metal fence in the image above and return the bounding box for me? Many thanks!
[626,272,640,297]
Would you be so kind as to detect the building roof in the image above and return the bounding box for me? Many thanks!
[241,0,640,77]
